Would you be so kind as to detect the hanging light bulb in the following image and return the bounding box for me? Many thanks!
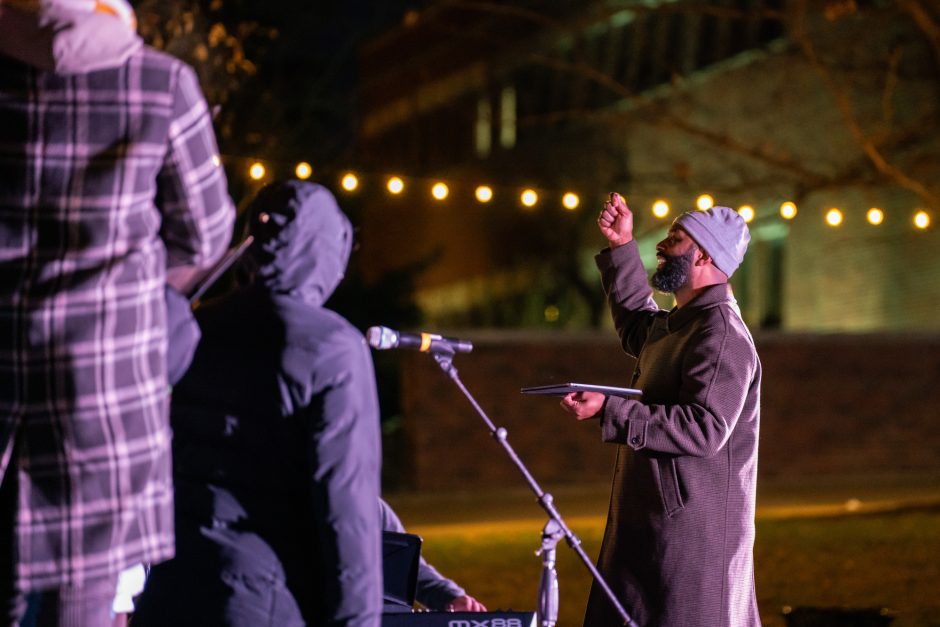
[294,162,312,180]
[249,162,265,181]
[521,189,538,207]
[562,192,579,210]
[780,201,797,220]
[431,182,449,200]
[738,205,755,223]
[387,176,404,194]
[341,173,359,192]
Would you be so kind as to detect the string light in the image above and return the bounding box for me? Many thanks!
[521,189,538,207]
[826,208,843,227]
[295,162,312,180]
[431,182,449,200]
[227,159,938,234]
[341,173,359,192]
[387,176,404,194]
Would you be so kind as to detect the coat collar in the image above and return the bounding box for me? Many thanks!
[666,283,732,331]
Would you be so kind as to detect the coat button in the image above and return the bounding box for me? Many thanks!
[630,436,641,445]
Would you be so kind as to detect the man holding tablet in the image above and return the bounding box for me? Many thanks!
[560,193,762,627]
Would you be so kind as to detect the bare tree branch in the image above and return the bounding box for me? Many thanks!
[525,53,832,185]
[881,47,902,133]
[791,0,940,207]
[899,0,940,74]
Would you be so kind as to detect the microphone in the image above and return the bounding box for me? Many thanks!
[366,326,473,354]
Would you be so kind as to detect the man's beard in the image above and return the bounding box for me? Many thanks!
[650,248,695,293]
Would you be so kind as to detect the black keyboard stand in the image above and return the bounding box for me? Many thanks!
[428,347,639,627]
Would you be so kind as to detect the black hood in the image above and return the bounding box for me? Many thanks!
[243,181,353,307]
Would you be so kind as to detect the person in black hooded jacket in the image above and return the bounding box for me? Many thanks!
[133,181,383,627]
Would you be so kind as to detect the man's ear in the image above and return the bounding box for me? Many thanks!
[695,248,712,267]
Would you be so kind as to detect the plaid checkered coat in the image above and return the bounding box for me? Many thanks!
[585,242,761,626]
[0,44,234,589]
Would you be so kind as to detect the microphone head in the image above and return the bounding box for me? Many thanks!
[365,326,398,350]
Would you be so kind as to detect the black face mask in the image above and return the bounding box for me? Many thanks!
[650,247,696,294]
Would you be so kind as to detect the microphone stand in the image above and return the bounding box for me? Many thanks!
[537,519,562,626]
[429,347,638,627]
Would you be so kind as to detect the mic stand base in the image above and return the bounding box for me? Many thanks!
[537,518,563,627]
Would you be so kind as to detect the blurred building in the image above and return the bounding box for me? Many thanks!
[354,0,940,332]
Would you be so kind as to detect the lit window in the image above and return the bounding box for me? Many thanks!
[500,86,516,149]
[475,98,492,158]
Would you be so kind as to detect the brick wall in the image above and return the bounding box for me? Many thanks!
[394,331,940,490]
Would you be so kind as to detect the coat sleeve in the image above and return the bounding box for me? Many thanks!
[157,61,235,272]
[600,311,758,457]
[306,332,383,626]
[413,555,466,611]
[378,499,465,611]
[595,241,661,358]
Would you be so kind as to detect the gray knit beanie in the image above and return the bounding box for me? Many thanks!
[674,206,750,277]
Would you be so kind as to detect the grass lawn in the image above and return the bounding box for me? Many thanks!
[406,506,940,626]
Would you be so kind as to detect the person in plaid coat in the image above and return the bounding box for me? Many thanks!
[562,194,761,626]
[0,0,235,622]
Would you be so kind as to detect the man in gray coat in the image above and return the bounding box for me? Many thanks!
[561,193,761,626]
